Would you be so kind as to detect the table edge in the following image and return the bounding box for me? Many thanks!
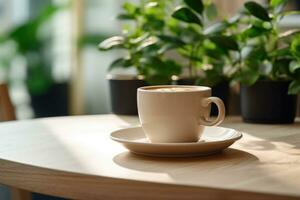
[0,158,298,200]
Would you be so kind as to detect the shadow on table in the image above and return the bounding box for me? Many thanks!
[113,148,269,188]
[113,148,300,195]
[113,148,258,174]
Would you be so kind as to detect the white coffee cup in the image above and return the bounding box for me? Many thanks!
[137,85,225,143]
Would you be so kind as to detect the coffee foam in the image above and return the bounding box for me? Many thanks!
[150,87,196,92]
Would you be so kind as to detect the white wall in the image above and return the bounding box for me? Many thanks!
[82,0,120,114]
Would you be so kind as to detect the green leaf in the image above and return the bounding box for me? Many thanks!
[270,47,291,58]
[26,66,53,95]
[143,16,165,31]
[203,22,228,35]
[157,44,175,54]
[136,36,158,52]
[109,58,132,71]
[209,35,239,51]
[172,7,202,26]
[129,34,149,44]
[241,46,267,69]
[117,13,135,20]
[79,34,108,47]
[141,58,182,85]
[241,25,270,39]
[8,4,63,53]
[270,0,288,14]
[197,68,225,87]
[0,35,6,43]
[123,2,138,15]
[177,47,203,61]
[270,0,287,7]
[244,1,271,21]
[289,61,300,73]
[228,13,242,24]
[184,0,204,15]
[172,26,204,42]
[205,3,218,21]
[252,46,267,60]
[288,80,300,94]
[119,2,140,20]
[203,39,228,58]
[157,35,185,46]
[98,36,124,51]
[204,47,226,59]
[290,35,300,59]
[36,4,65,26]
[8,22,39,52]
[235,68,260,86]
[272,58,292,78]
[144,1,159,9]
[157,36,185,53]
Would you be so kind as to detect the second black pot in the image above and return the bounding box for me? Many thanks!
[30,82,69,118]
[176,77,197,85]
[211,82,229,116]
[108,75,146,115]
[241,80,297,124]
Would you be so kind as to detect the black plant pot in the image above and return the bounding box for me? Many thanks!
[211,82,229,116]
[108,75,146,115]
[295,0,300,10]
[176,77,197,85]
[176,78,229,116]
[241,80,297,124]
[30,83,69,118]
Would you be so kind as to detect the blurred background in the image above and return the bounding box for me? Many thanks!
[0,1,119,197]
[0,0,121,120]
[0,0,299,120]
[0,0,300,199]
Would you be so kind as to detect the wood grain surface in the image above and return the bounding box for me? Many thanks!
[0,115,299,200]
[0,83,31,199]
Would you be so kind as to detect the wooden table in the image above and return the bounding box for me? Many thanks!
[0,115,300,200]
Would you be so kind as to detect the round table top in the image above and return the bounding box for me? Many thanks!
[0,115,300,200]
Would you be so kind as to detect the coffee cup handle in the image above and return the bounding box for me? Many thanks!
[199,97,225,126]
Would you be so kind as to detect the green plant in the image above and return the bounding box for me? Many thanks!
[232,0,300,94]
[98,0,182,85]
[170,0,240,86]
[0,4,66,95]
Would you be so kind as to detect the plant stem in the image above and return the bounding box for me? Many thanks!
[238,48,242,70]
[189,42,201,78]
[189,46,195,78]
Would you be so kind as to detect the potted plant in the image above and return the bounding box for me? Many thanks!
[169,0,241,114]
[0,4,69,118]
[232,0,300,123]
[99,1,182,115]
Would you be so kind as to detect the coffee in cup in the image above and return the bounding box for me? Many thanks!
[137,85,225,143]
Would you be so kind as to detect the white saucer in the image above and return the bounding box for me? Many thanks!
[111,126,242,157]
